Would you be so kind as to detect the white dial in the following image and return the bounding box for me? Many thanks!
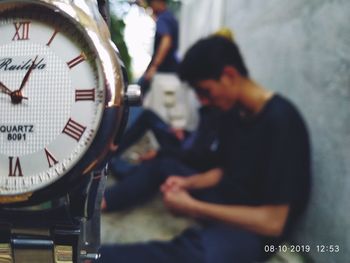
[0,12,105,195]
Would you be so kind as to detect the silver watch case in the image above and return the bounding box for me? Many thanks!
[0,0,127,206]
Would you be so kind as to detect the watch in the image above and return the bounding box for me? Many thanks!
[0,0,141,262]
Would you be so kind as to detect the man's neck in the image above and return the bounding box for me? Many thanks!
[238,79,274,115]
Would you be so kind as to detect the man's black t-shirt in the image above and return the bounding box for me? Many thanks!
[215,94,311,235]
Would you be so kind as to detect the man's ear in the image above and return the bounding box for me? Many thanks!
[220,66,239,85]
[222,66,239,80]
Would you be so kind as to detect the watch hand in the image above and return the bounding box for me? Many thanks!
[18,55,38,92]
[0,81,12,95]
[9,56,38,104]
[10,90,28,101]
[0,81,27,102]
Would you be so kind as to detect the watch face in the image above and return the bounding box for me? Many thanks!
[0,6,105,196]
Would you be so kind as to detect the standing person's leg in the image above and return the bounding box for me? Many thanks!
[104,157,197,211]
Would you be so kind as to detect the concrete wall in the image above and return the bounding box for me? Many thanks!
[179,0,225,56]
[180,0,350,262]
[225,1,350,262]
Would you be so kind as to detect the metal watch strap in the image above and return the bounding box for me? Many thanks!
[0,228,76,263]
[0,171,106,263]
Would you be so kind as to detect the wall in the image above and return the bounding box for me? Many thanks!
[180,0,350,262]
[179,0,225,56]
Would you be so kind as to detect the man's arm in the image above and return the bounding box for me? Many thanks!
[145,34,172,81]
[162,189,289,237]
[161,168,223,192]
[185,168,223,189]
[193,201,289,237]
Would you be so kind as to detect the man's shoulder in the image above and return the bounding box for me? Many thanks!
[268,95,304,122]
[267,95,309,136]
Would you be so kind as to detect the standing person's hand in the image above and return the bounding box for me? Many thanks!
[144,64,157,82]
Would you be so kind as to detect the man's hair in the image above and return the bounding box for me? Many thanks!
[178,36,249,86]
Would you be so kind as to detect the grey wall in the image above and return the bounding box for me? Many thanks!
[223,0,350,262]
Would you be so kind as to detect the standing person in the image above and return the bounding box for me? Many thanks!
[143,0,179,82]
[97,35,311,263]
[142,0,199,131]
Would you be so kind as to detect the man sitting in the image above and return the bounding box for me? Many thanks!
[97,35,311,263]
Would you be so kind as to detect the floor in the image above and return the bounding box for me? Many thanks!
[101,193,195,244]
[100,194,307,262]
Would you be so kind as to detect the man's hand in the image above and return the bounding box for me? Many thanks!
[162,188,198,217]
[101,197,107,211]
[161,169,223,192]
[161,175,190,193]
[109,142,118,152]
[170,128,185,141]
[139,149,158,161]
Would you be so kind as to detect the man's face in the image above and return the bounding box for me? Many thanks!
[195,74,238,111]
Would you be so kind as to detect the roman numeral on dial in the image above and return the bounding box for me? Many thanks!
[62,118,86,142]
[75,89,95,101]
[44,148,58,168]
[12,21,30,41]
[46,29,59,46]
[8,157,23,177]
[67,53,86,69]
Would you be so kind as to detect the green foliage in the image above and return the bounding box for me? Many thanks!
[110,15,133,82]
[109,0,181,82]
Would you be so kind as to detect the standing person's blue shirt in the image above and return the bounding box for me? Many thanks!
[153,9,179,72]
